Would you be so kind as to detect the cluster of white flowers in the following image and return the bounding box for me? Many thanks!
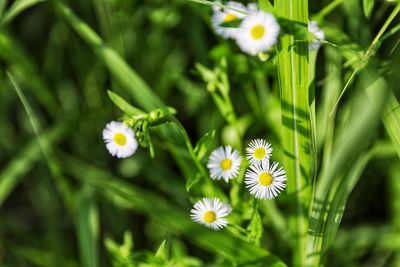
[192,138,287,230]
[244,139,287,199]
[212,1,325,55]
[212,1,280,55]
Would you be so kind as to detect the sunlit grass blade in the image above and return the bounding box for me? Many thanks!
[271,0,311,266]
[61,153,288,267]
[307,65,389,266]
[316,46,342,168]
[380,92,400,160]
[323,22,400,161]
[76,187,99,267]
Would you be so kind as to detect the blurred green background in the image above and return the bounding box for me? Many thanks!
[0,0,400,266]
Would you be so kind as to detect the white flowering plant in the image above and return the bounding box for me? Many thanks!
[2,0,400,266]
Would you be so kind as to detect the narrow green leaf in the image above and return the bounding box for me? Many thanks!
[380,92,400,160]
[258,0,274,13]
[155,240,168,260]
[107,90,145,116]
[193,130,215,161]
[186,173,202,192]
[307,65,389,267]
[273,0,311,266]
[363,0,375,19]
[1,0,46,25]
[247,209,263,246]
[76,187,99,267]
[0,0,8,19]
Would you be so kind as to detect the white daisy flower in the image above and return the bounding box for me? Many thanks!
[102,121,138,158]
[207,146,242,182]
[235,11,280,55]
[190,197,232,230]
[212,1,247,39]
[246,139,272,165]
[244,161,287,199]
[308,20,325,50]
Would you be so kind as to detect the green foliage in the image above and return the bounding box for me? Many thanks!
[1,0,399,267]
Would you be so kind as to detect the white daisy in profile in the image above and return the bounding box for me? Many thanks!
[212,1,247,39]
[246,139,272,165]
[308,20,325,50]
[244,161,287,199]
[190,197,232,230]
[235,11,280,55]
[102,121,138,158]
[207,146,242,182]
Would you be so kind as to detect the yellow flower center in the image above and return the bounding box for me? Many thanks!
[259,172,273,186]
[220,159,232,170]
[254,147,266,159]
[224,13,238,23]
[114,132,127,146]
[203,210,217,223]
[250,25,265,40]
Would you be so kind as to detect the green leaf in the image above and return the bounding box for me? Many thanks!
[107,90,146,116]
[258,0,274,13]
[76,187,99,267]
[1,0,46,25]
[186,173,202,192]
[193,130,215,161]
[155,240,168,260]
[307,65,389,267]
[274,0,311,266]
[363,0,374,19]
[247,209,263,246]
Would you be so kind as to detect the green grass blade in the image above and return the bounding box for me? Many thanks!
[7,72,75,210]
[76,187,99,267]
[380,92,400,160]
[389,163,400,266]
[272,0,311,266]
[1,0,46,25]
[307,65,389,266]
[61,154,288,267]
[107,90,145,116]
